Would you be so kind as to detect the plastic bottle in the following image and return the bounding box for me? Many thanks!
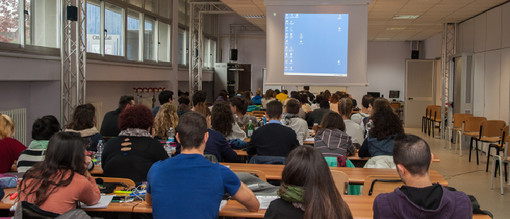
[247,120,254,138]
[164,127,175,156]
[96,140,104,165]
[167,127,175,143]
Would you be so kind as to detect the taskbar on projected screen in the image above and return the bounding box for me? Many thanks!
[284,72,348,77]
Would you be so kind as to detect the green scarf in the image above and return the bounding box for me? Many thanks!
[277,183,304,203]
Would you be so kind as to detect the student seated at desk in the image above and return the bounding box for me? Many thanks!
[338,98,364,147]
[314,112,355,157]
[230,96,258,131]
[265,146,352,219]
[102,105,168,184]
[18,132,100,214]
[212,101,247,141]
[358,98,403,168]
[153,103,179,141]
[247,101,299,163]
[373,134,472,218]
[146,112,259,219]
[282,99,309,145]
[64,103,103,152]
[0,113,26,173]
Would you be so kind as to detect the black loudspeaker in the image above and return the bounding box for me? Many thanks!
[230,49,238,61]
[67,6,78,21]
[411,50,419,59]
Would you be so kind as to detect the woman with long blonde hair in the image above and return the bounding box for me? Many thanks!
[154,103,179,140]
[0,113,27,173]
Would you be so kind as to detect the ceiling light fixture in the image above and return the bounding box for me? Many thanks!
[393,15,420,20]
[386,27,406,31]
[243,15,265,19]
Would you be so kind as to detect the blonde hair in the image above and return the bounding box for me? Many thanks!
[154,103,179,139]
[0,113,15,139]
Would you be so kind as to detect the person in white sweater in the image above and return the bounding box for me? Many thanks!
[338,97,364,148]
[282,99,309,145]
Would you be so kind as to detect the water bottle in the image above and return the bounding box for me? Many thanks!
[96,140,104,165]
[167,127,175,143]
[164,127,175,156]
[262,116,267,125]
[366,120,374,132]
[247,120,254,138]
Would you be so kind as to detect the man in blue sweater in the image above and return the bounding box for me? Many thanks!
[373,134,472,218]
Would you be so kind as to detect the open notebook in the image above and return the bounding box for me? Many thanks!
[80,195,114,209]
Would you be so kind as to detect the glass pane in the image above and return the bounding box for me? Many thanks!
[159,0,171,19]
[86,1,101,53]
[158,21,170,62]
[105,3,123,56]
[178,29,185,65]
[211,40,216,65]
[127,10,140,61]
[178,0,187,25]
[144,17,155,60]
[26,0,59,48]
[0,0,20,44]
[128,0,142,8]
[145,0,156,13]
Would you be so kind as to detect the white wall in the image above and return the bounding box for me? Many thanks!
[423,33,442,59]
[457,2,510,122]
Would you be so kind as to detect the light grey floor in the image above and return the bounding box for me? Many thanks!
[406,128,510,218]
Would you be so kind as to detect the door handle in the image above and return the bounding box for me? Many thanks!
[408,97,414,100]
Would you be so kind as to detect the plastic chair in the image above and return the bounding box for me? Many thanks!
[447,113,473,154]
[490,135,510,194]
[362,175,404,196]
[488,125,509,175]
[330,170,349,195]
[462,116,486,163]
[479,122,507,171]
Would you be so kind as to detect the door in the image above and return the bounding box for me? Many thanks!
[404,59,435,128]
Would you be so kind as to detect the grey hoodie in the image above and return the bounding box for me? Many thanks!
[314,128,355,157]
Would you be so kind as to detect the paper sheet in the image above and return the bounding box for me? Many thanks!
[219,200,227,210]
[256,195,279,210]
[80,195,114,209]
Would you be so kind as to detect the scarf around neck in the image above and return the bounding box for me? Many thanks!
[119,128,152,137]
[277,183,305,211]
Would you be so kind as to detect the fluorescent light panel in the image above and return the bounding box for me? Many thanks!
[393,15,420,20]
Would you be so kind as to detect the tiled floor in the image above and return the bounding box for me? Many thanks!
[407,128,510,218]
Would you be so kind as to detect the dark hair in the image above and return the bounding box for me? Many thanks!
[242,91,251,102]
[319,100,330,109]
[192,90,207,106]
[320,112,346,132]
[362,94,374,109]
[266,100,283,119]
[369,98,404,140]
[32,115,61,140]
[275,89,280,94]
[118,105,154,130]
[315,94,324,104]
[211,102,234,137]
[230,96,248,115]
[298,94,309,104]
[290,91,299,99]
[158,90,174,105]
[178,95,190,105]
[323,90,331,101]
[285,99,301,114]
[178,96,191,114]
[217,90,228,102]
[283,146,353,219]
[264,89,275,100]
[393,134,431,176]
[119,96,135,109]
[303,86,310,91]
[176,112,208,149]
[66,103,95,130]
[282,90,288,94]
[338,98,353,117]
[330,93,340,103]
[194,102,211,117]
[20,132,87,206]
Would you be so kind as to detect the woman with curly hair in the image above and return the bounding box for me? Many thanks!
[358,98,404,168]
[211,101,246,140]
[64,103,103,151]
[102,105,168,184]
[153,103,179,140]
[18,132,100,214]
[265,146,352,219]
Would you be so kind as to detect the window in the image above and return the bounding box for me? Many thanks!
[203,38,211,68]
[86,0,101,54]
[145,0,156,13]
[158,21,170,62]
[0,0,20,44]
[105,3,123,56]
[25,0,59,48]
[178,28,188,65]
[128,0,142,8]
[144,17,156,61]
[127,10,141,61]
[158,0,172,19]
[178,0,188,26]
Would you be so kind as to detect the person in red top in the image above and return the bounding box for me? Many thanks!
[18,132,100,214]
[0,113,26,173]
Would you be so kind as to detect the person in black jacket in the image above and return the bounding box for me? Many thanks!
[102,105,168,184]
[306,100,331,127]
[247,101,299,159]
[100,96,134,137]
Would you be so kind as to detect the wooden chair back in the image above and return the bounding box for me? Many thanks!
[252,111,265,116]
[431,106,447,121]
[463,117,487,132]
[480,120,507,137]
[452,113,473,129]
[425,105,436,118]
[230,169,267,181]
[362,175,404,196]
[97,177,136,190]
[330,170,349,195]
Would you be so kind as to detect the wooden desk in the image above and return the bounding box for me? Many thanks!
[221,163,447,186]
[234,149,249,157]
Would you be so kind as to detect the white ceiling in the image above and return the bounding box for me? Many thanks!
[219,0,508,41]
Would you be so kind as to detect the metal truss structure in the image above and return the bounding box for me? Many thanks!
[61,0,87,124]
[188,1,233,98]
[441,23,456,139]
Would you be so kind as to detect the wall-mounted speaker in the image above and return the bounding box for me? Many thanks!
[67,6,78,21]
[230,49,238,61]
[411,50,419,59]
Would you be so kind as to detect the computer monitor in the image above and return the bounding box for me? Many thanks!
[367,92,380,98]
[389,90,400,99]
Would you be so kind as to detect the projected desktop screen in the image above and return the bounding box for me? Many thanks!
[284,13,349,76]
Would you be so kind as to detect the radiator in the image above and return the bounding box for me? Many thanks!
[0,108,27,145]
